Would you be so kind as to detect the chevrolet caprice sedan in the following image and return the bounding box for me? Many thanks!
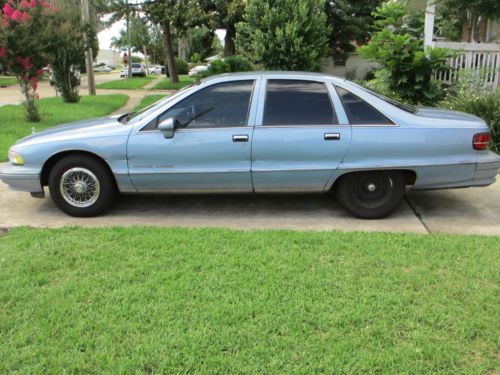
[1,72,499,219]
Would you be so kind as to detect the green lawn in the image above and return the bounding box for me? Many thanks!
[133,94,168,112]
[0,76,17,86]
[0,227,498,374]
[0,94,128,161]
[96,76,154,90]
[153,74,195,90]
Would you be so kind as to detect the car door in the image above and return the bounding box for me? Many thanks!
[251,78,352,192]
[127,79,257,192]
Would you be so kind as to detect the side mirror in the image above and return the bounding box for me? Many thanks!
[158,117,176,139]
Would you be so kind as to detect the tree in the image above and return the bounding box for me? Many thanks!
[325,0,383,61]
[358,1,451,105]
[236,0,330,71]
[0,0,58,122]
[187,26,217,61]
[198,0,245,56]
[143,0,200,83]
[45,1,92,103]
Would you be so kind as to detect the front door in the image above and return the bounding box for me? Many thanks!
[251,79,352,192]
[127,80,256,192]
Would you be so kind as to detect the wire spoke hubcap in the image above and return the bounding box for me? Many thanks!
[60,168,100,208]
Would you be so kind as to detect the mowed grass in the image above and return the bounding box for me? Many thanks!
[153,74,195,90]
[0,94,128,161]
[133,94,168,111]
[0,76,17,86]
[96,76,154,90]
[0,227,498,374]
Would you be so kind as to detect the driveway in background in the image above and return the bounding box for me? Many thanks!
[0,72,122,106]
[1,180,499,235]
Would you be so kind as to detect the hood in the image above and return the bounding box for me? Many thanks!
[415,107,484,123]
[15,115,129,146]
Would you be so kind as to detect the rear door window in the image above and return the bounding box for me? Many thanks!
[263,80,336,126]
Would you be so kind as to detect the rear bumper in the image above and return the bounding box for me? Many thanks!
[473,151,500,186]
[0,162,42,193]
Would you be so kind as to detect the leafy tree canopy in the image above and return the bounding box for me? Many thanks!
[325,0,383,60]
[236,0,331,71]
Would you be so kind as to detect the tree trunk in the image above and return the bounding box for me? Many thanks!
[461,13,471,42]
[143,44,150,75]
[223,24,236,57]
[162,22,179,83]
[478,17,488,42]
[178,36,188,61]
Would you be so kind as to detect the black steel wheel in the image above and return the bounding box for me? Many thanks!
[336,171,406,219]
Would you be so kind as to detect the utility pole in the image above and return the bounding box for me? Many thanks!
[126,0,132,78]
[81,0,96,95]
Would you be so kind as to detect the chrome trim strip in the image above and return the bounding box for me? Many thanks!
[129,169,249,175]
[137,126,253,134]
[135,188,251,194]
[258,125,349,129]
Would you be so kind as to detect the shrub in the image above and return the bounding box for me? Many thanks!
[358,1,451,105]
[439,72,500,153]
[166,58,189,76]
[236,0,330,71]
[190,52,201,64]
[0,0,59,122]
[197,55,253,78]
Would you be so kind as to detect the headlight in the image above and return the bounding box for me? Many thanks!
[8,150,24,165]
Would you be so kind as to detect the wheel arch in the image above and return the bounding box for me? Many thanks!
[40,150,117,188]
[329,169,417,191]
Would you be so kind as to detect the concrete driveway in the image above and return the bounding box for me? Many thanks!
[1,179,499,235]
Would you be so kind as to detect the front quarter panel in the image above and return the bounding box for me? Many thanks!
[8,120,135,192]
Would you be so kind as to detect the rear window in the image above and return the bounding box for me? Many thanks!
[132,64,142,68]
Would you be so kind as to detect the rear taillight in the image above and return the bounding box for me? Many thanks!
[473,132,491,150]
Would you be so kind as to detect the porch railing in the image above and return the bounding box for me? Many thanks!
[432,42,500,89]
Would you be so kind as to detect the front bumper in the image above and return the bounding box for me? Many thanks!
[0,162,42,193]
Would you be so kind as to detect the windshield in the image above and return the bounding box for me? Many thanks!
[119,83,198,124]
[351,82,417,114]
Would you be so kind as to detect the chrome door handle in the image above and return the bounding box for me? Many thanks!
[324,133,340,141]
[232,134,249,142]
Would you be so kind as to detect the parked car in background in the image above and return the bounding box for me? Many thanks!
[150,66,164,75]
[120,63,146,78]
[1,72,499,218]
[94,65,113,73]
[188,65,208,77]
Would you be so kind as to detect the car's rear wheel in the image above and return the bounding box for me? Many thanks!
[48,155,116,217]
[336,171,405,219]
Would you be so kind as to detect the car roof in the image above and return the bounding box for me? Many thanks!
[201,71,346,84]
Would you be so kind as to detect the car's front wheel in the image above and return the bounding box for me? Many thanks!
[48,155,116,217]
[336,171,405,219]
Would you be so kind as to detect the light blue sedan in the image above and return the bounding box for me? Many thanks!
[1,72,499,218]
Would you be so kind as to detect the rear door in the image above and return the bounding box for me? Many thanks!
[251,78,351,192]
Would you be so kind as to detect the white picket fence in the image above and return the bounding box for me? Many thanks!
[432,42,500,89]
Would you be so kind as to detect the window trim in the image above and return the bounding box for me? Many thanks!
[262,79,338,127]
[140,79,256,132]
[334,85,396,126]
